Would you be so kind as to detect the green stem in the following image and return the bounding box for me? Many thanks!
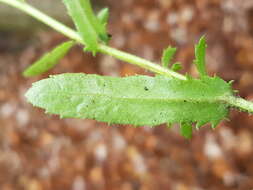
[224,96,253,113]
[0,0,186,80]
[98,45,186,79]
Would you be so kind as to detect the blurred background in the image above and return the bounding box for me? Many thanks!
[1,0,253,189]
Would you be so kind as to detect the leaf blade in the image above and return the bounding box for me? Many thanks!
[23,41,75,77]
[161,46,177,68]
[180,123,193,139]
[25,74,232,128]
[78,0,109,43]
[97,8,109,27]
[96,7,110,43]
[62,0,99,53]
[194,36,207,77]
[171,62,182,72]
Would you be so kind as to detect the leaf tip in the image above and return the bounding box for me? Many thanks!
[166,123,173,129]
[171,62,182,72]
[211,120,220,129]
[161,46,177,68]
[180,123,193,139]
[194,35,207,78]
[195,121,207,130]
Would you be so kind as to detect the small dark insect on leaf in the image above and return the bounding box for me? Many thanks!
[107,33,112,38]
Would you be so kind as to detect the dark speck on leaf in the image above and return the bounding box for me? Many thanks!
[144,86,149,91]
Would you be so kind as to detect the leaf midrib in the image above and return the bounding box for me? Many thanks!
[43,90,226,103]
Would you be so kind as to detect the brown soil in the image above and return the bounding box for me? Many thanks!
[1,0,253,189]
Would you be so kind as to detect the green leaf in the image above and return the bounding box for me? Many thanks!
[171,62,182,72]
[196,121,206,130]
[161,46,177,68]
[211,120,220,129]
[97,8,111,43]
[97,8,109,27]
[180,123,192,139]
[194,36,207,78]
[62,0,99,54]
[78,0,110,44]
[23,41,75,77]
[166,123,172,129]
[25,74,232,129]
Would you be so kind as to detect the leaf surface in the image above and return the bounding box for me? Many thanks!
[79,0,109,43]
[161,46,177,68]
[180,123,193,139]
[171,62,182,72]
[194,36,207,77]
[62,0,99,53]
[97,8,109,27]
[23,41,74,77]
[26,73,232,127]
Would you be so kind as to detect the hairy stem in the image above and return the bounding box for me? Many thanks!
[224,96,253,113]
[98,45,186,79]
[0,0,186,80]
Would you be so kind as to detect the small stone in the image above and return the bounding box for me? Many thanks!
[0,103,15,118]
[170,27,188,45]
[39,132,54,147]
[127,146,147,175]
[180,7,194,23]
[204,134,223,160]
[174,183,189,190]
[143,10,160,32]
[27,179,43,190]
[219,127,236,151]
[99,55,119,76]
[16,109,29,127]
[235,130,253,156]
[94,143,107,163]
[72,176,86,190]
[166,12,178,25]
[89,167,104,184]
[112,133,126,151]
